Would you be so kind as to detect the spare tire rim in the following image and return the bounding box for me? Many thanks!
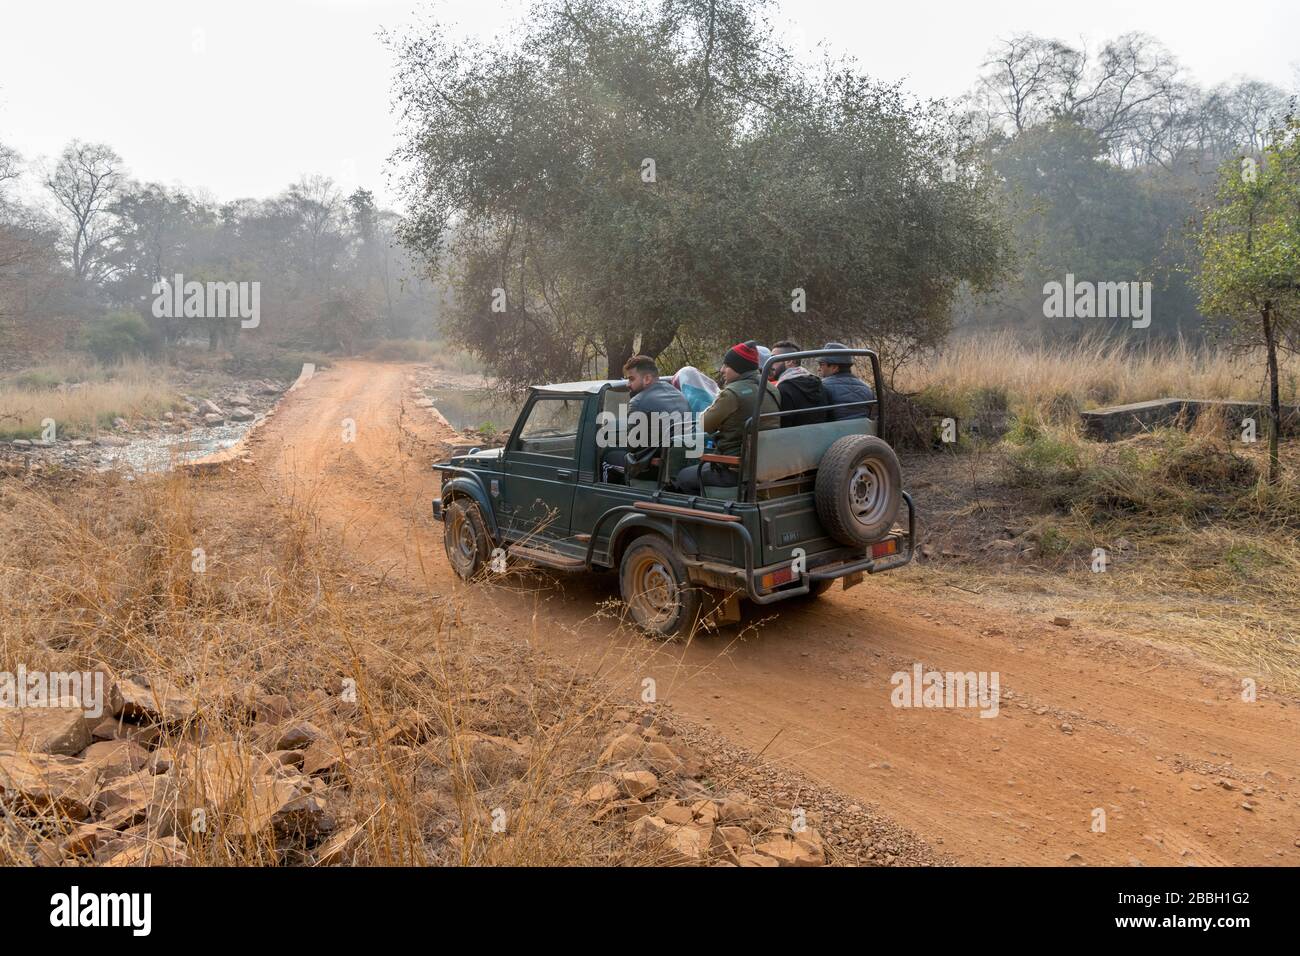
[630,555,677,626]
[849,460,889,525]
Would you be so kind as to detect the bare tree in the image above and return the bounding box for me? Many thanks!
[283,174,344,294]
[43,140,124,284]
[1221,80,1292,152]
[975,34,1074,133]
[0,141,20,195]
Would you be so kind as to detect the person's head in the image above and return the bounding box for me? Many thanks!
[622,354,659,395]
[816,341,853,378]
[720,341,760,384]
[744,340,772,376]
[770,340,802,379]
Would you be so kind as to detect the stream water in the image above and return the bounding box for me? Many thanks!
[92,418,261,473]
[424,388,523,433]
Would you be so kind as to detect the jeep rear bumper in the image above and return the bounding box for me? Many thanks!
[679,491,916,604]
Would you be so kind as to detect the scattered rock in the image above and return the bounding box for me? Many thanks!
[754,829,826,867]
[145,741,248,835]
[116,676,195,727]
[584,780,620,804]
[301,738,344,777]
[230,774,330,841]
[275,721,325,751]
[615,770,659,800]
[0,703,97,755]
[0,751,98,819]
[598,733,643,765]
[79,739,151,783]
[101,833,188,867]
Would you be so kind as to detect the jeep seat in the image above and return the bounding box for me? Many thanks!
[753,418,874,483]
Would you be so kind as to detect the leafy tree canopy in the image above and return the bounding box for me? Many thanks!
[391,0,1011,386]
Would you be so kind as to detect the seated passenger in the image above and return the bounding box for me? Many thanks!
[673,343,779,494]
[602,355,692,482]
[816,341,875,421]
[770,340,830,427]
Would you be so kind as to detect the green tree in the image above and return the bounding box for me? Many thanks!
[1195,119,1300,483]
[390,0,1009,387]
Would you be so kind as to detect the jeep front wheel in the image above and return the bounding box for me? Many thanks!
[444,498,491,579]
[619,536,701,637]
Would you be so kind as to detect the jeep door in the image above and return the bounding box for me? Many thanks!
[499,394,583,542]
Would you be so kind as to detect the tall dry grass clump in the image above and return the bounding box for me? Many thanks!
[0,357,180,439]
[898,333,1300,415]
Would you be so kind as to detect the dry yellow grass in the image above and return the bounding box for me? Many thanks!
[0,358,180,439]
[897,333,1300,412]
[908,405,1300,694]
[0,470,661,866]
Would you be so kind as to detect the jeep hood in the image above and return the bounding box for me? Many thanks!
[453,447,503,465]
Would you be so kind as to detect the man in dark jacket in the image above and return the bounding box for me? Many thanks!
[770,340,829,427]
[816,341,875,421]
[673,342,779,494]
[602,354,693,482]
[625,354,692,419]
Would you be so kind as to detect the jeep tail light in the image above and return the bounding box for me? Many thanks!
[872,539,898,559]
[760,566,795,590]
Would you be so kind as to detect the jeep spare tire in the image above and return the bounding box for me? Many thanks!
[814,435,902,547]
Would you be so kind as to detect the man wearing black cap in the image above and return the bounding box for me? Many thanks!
[816,341,875,421]
[673,342,779,494]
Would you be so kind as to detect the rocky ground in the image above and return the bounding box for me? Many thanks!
[0,669,934,867]
[0,375,286,477]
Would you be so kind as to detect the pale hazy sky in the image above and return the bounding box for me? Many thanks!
[1,0,1296,207]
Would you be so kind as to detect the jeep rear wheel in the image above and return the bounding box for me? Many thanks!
[814,435,902,546]
[619,536,701,637]
[444,498,491,579]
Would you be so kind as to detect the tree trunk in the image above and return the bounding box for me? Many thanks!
[639,323,680,363]
[605,334,634,380]
[1262,302,1281,484]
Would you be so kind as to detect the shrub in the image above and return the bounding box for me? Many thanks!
[363,339,441,362]
[1002,415,1090,497]
[83,312,157,364]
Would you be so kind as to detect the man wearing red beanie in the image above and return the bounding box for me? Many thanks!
[673,342,779,494]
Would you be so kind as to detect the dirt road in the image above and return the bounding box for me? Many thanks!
[253,361,1299,865]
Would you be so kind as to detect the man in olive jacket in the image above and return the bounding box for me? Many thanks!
[673,342,779,494]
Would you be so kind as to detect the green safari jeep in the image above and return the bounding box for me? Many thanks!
[431,347,914,635]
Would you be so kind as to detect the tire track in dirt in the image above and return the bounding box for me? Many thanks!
[251,361,1300,866]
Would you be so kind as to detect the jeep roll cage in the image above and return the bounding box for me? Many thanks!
[739,346,883,501]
